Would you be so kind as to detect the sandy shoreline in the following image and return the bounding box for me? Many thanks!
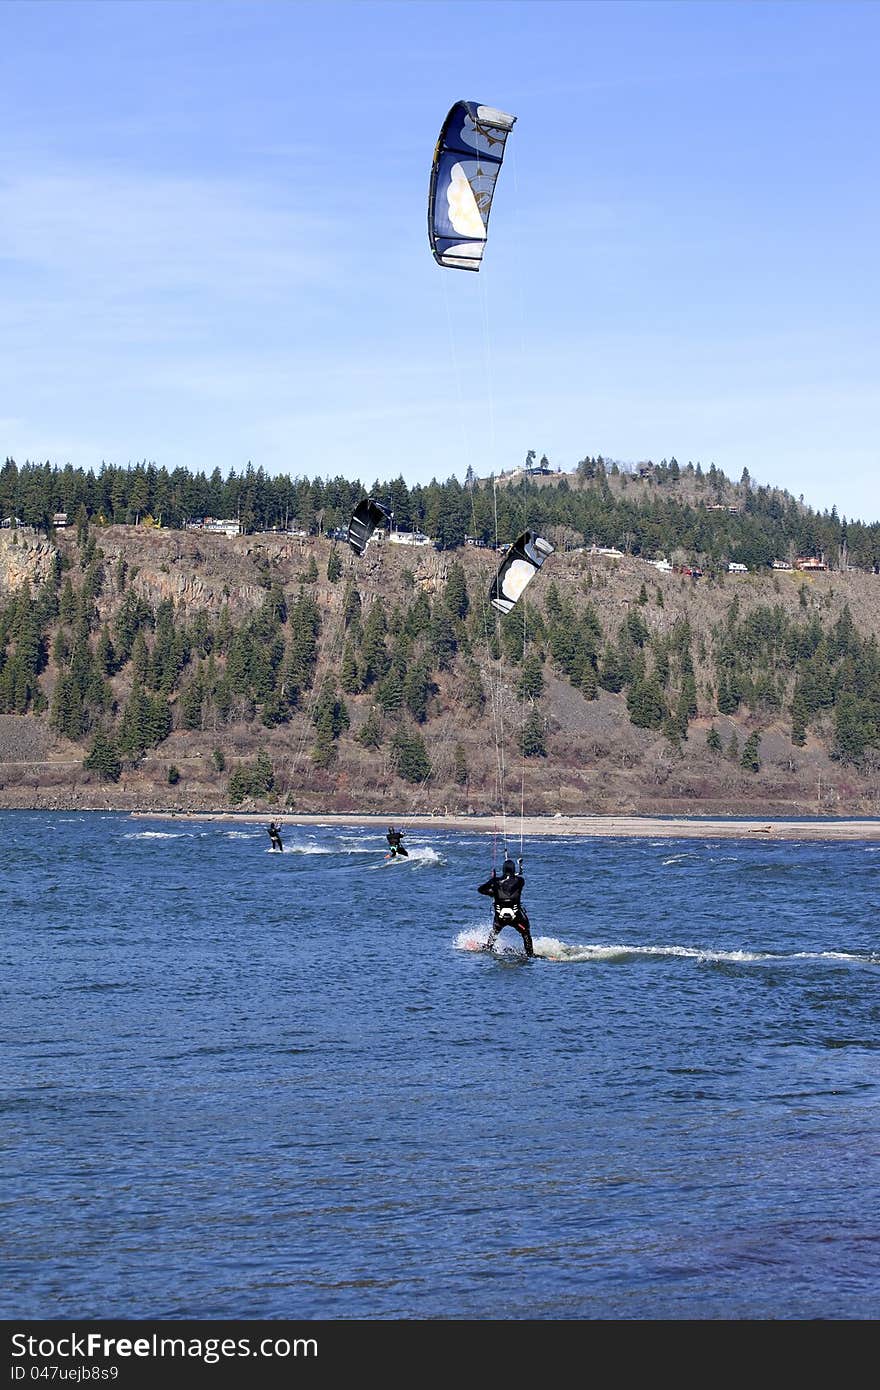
[123,810,880,841]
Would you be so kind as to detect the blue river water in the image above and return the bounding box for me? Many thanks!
[2,811,878,1321]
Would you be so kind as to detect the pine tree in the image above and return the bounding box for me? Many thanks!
[312,676,350,739]
[740,731,761,772]
[357,707,383,749]
[311,723,337,768]
[180,673,204,731]
[519,704,547,757]
[453,743,468,785]
[250,639,278,703]
[360,602,389,686]
[226,631,253,695]
[626,609,649,647]
[128,633,147,686]
[81,555,105,608]
[390,729,431,783]
[517,653,545,700]
[340,642,361,694]
[83,730,122,782]
[59,578,77,625]
[228,766,252,802]
[327,547,343,582]
[672,689,691,740]
[429,608,457,669]
[680,670,698,720]
[598,645,625,693]
[145,696,172,748]
[114,592,153,666]
[548,613,577,676]
[579,662,598,700]
[282,594,320,696]
[403,660,433,723]
[653,646,671,687]
[390,603,417,647]
[833,694,874,766]
[461,661,485,713]
[252,748,275,793]
[213,674,232,724]
[717,674,739,715]
[376,666,403,715]
[95,625,115,677]
[50,673,85,740]
[626,675,666,729]
[662,713,683,749]
[706,725,723,753]
[445,561,469,619]
[215,604,233,653]
[118,686,150,759]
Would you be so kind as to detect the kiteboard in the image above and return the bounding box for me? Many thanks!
[490,947,532,964]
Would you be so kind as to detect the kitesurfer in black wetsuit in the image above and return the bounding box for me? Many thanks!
[386,827,408,859]
[478,857,534,957]
[267,821,284,852]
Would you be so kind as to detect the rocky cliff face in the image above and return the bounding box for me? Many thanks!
[0,530,57,590]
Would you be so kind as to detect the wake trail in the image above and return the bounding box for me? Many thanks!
[453,929,879,967]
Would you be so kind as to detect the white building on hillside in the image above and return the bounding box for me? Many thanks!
[388,530,434,547]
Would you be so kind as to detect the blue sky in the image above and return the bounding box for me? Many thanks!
[1,0,878,520]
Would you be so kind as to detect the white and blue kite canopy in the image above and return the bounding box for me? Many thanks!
[428,101,517,271]
[490,532,555,615]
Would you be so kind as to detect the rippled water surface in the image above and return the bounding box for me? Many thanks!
[2,812,879,1319]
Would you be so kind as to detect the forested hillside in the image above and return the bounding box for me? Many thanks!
[3,453,880,572]
[1,461,879,816]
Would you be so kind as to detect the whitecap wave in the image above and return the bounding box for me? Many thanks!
[532,940,879,966]
[406,847,446,866]
[124,831,187,840]
[371,846,447,868]
[530,939,765,964]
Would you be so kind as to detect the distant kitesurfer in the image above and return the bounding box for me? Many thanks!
[386,827,408,860]
[267,821,284,853]
[478,857,534,957]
